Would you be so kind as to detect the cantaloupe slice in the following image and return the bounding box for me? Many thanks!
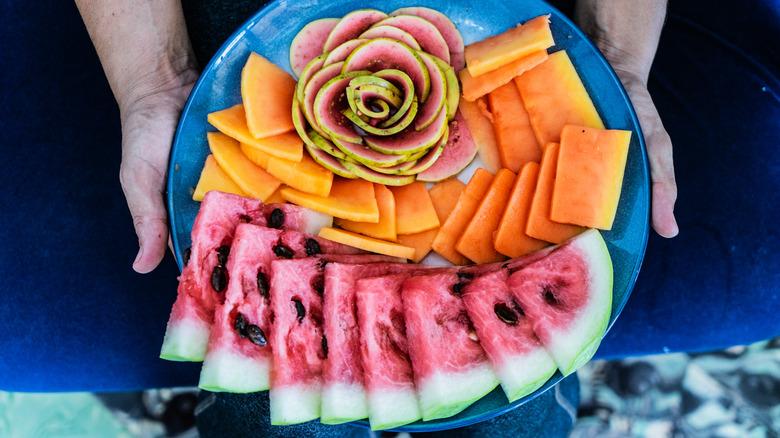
[390,181,440,235]
[493,161,550,257]
[431,168,494,265]
[396,229,439,263]
[207,132,282,202]
[464,15,554,77]
[514,50,604,147]
[266,153,334,197]
[281,177,379,223]
[265,185,287,204]
[241,52,297,138]
[396,177,468,263]
[458,97,501,174]
[551,125,631,230]
[459,50,548,102]
[192,154,247,201]
[455,168,516,264]
[488,82,542,172]
[240,143,273,168]
[525,143,585,243]
[208,104,304,162]
[335,184,397,241]
[318,227,415,260]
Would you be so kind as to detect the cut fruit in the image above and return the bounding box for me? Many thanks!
[494,161,550,257]
[416,111,478,182]
[464,15,554,77]
[268,258,327,425]
[402,271,499,420]
[240,143,273,169]
[389,6,466,70]
[207,104,304,162]
[241,52,297,138]
[526,143,585,243]
[507,229,613,376]
[192,155,247,202]
[461,269,557,402]
[281,177,379,223]
[455,168,516,264]
[342,160,417,186]
[359,25,421,50]
[389,181,440,234]
[266,152,334,197]
[356,273,423,429]
[322,9,389,53]
[431,168,494,265]
[514,50,605,146]
[290,17,341,77]
[396,229,438,263]
[318,227,415,260]
[372,15,451,65]
[487,81,542,172]
[207,132,282,202]
[334,184,397,241]
[459,97,501,174]
[551,125,631,230]
[428,177,467,222]
[460,49,547,102]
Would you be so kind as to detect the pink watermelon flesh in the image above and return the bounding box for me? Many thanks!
[460,269,557,402]
[322,9,389,53]
[290,17,341,78]
[389,7,466,70]
[401,271,499,421]
[320,262,417,424]
[356,272,424,430]
[371,15,451,65]
[416,110,478,182]
[268,257,327,425]
[507,229,613,377]
[161,191,267,361]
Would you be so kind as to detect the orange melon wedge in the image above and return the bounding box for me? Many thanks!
[459,50,548,102]
[458,97,502,174]
[192,154,247,202]
[241,52,297,138]
[207,132,281,202]
[318,227,416,260]
[464,15,554,77]
[208,104,303,163]
[335,184,397,241]
[390,181,440,235]
[488,81,542,172]
[281,177,379,223]
[493,161,550,257]
[266,152,334,197]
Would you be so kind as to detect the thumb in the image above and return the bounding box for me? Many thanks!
[121,160,170,274]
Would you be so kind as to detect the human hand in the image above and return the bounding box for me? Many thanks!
[120,78,197,273]
[575,0,678,238]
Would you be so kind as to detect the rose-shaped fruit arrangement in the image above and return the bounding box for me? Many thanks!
[290,8,472,185]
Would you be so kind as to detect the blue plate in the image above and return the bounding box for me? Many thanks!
[167,0,650,432]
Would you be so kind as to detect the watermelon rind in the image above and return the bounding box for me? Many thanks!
[320,382,369,425]
[366,386,422,430]
[417,363,500,421]
[159,307,210,361]
[198,348,270,392]
[269,384,322,425]
[494,348,558,402]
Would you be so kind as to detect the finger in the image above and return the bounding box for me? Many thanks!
[120,157,169,273]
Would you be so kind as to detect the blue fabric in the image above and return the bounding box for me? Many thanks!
[0,0,777,399]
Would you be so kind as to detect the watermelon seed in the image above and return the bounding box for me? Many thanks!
[256,270,269,298]
[494,303,518,325]
[182,247,191,266]
[543,286,559,306]
[451,282,466,296]
[321,336,328,358]
[293,299,306,323]
[239,214,252,223]
[311,275,324,296]
[211,266,228,292]
[234,312,248,338]
[457,272,474,282]
[305,238,322,256]
[246,325,267,346]
[273,244,294,259]
[269,208,285,229]
[216,245,230,266]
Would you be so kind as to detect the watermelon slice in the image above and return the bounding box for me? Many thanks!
[320,262,416,425]
[160,191,267,362]
[401,271,500,421]
[460,269,557,402]
[507,228,613,376]
[161,192,333,363]
[268,257,328,425]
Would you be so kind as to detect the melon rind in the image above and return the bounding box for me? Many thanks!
[198,347,270,392]
[269,384,322,425]
[159,306,210,361]
[320,382,369,424]
[493,349,557,402]
[367,386,422,430]
[417,363,500,421]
